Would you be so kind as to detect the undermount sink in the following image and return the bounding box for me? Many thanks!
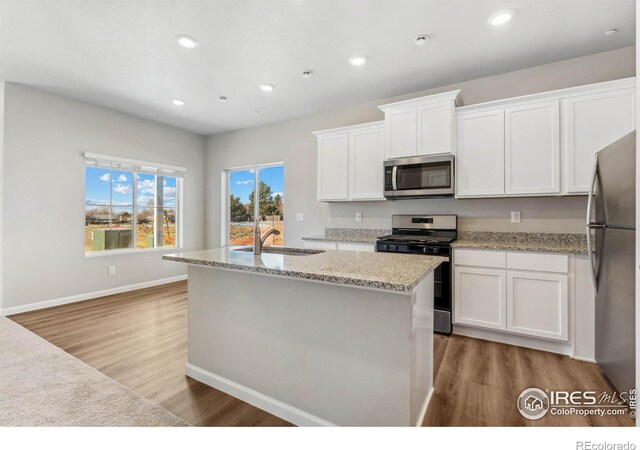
[233,247,325,256]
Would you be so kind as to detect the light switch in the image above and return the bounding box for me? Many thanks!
[355,212,363,222]
[511,211,521,224]
[296,213,304,222]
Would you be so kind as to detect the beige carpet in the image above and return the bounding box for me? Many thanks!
[0,316,189,426]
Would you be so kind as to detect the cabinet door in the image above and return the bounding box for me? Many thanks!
[454,266,506,330]
[562,88,636,193]
[505,101,560,195]
[385,108,417,159]
[349,127,385,200]
[336,243,375,252]
[455,110,505,197]
[507,271,568,341]
[303,241,338,250]
[417,101,453,155]
[317,135,349,201]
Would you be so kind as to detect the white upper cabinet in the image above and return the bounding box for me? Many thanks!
[456,109,505,197]
[349,126,385,200]
[418,102,454,155]
[379,90,461,160]
[314,121,385,202]
[384,108,416,159]
[562,83,636,194]
[505,101,560,195]
[454,77,635,198]
[316,134,349,201]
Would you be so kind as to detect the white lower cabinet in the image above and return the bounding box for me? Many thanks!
[453,249,569,343]
[302,241,375,252]
[303,241,338,251]
[336,242,375,252]
[506,271,568,341]
[454,267,506,330]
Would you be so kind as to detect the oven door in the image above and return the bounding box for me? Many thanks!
[384,155,454,198]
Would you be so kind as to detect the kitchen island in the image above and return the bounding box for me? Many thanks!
[163,247,445,426]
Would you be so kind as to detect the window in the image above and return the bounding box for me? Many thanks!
[227,164,284,246]
[84,153,183,254]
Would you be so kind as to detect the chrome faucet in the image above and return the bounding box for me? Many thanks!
[253,224,281,255]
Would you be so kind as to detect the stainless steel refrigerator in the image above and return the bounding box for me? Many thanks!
[586,130,636,396]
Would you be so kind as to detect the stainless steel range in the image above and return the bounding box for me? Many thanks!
[376,214,456,335]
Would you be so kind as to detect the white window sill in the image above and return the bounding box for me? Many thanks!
[84,246,183,258]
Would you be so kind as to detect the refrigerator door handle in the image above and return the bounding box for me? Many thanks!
[586,158,599,292]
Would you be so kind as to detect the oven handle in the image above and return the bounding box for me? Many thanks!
[391,166,397,191]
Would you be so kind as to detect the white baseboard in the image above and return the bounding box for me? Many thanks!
[415,387,434,427]
[453,324,573,356]
[571,356,597,363]
[2,275,187,316]
[185,363,336,427]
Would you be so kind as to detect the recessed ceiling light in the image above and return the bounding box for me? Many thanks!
[349,56,367,66]
[218,96,228,102]
[604,29,618,36]
[176,35,198,49]
[415,35,429,46]
[488,10,513,26]
[172,99,185,106]
[259,84,275,92]
[302,70,313,79]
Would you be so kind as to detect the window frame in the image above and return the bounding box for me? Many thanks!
[84,153,185,257]
[223,162,284,248]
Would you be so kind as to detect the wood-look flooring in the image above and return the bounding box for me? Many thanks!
[9,281,291,426]
[425,334,634,426]
[9,281,633,427]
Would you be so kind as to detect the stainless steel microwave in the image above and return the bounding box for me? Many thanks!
[384,155,455,199]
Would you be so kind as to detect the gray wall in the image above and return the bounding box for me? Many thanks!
[205,46,636,248]
[3,83,206,309]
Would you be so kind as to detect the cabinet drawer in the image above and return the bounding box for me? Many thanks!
[507,252,568,273]
[337,243,375,252]
[454,249,506,268]
[303,241,338,250]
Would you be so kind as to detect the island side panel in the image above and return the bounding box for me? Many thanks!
[186,266,418,426]
[410,272,434,425]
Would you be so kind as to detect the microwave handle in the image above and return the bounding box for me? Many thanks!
[392,166,397,191]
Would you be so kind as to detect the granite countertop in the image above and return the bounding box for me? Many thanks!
[163,247,446,293]
[302,227,390,244]
[451,231,589,254]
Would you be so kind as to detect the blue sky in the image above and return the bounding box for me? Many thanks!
[85,167,177,210]
[230,165,284,203]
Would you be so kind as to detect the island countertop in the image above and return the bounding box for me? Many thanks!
[163,247,446,293]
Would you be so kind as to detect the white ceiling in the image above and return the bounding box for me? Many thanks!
[0,0,635,135]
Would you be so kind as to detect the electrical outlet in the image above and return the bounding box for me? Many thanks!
[296,213,304,222]
[511,211,521,224]
[355,212,363,222]
[108,266,116,276]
